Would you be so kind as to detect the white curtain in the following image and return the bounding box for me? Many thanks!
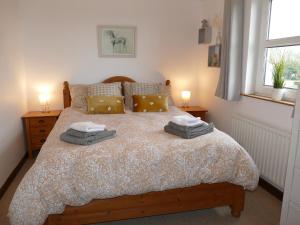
[215,0,245,101]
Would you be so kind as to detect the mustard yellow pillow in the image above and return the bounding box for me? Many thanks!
[86,96,125,114]
[132,95,168,112]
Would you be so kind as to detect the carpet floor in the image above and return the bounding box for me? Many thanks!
[0,159,282,225]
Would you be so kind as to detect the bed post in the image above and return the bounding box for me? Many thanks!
[229,185,245,217]
[166,80,171,86]
[63,81,71,108]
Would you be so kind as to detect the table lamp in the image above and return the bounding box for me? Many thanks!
[38,93,50,113]
[181,91,191,108]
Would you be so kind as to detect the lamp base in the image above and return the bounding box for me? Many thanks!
[182,100,190,108]
[41,103,50,113]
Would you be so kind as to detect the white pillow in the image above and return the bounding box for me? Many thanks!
[70,82,122,111]
[70,84,88,111]
[88,82,122,96]
[124,82,174,109]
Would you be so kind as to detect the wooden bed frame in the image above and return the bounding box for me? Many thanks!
[45,76,245,225]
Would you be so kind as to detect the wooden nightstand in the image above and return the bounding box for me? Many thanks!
[179,106,208,121]
[22,110,62,158]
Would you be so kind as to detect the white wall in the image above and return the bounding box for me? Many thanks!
[0,0,27,187]
[199,0,294,134]
[19,0,206,110]
[20,0,294,133]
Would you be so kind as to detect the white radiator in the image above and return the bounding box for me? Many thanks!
[232,115,291,190]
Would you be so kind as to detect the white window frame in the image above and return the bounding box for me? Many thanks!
[255,0,300,101]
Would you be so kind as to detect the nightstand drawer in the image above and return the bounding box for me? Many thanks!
[31,143,44,150]
[31,135,48,146]
[30,126,53,136]
[29,117,57,128]
[179,106,208,122]
[188,111,206,120]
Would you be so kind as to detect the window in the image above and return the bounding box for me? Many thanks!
[256,0,300,99]
[265,46,300,89]
[268,0,300,40]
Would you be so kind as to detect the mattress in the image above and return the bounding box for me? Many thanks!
[9,106,259,225]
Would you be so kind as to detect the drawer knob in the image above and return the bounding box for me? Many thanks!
[40,129,46,133]
[40,138,46,143]
[38,119,45,123]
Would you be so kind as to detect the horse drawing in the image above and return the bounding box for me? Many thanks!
[105,30,127,53]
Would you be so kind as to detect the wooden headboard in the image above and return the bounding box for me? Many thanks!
[63,76,171,108]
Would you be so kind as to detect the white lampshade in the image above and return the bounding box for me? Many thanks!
[181,91,191,101]
[38,94,50,104]
[38,93,50,113]
[181,91,191,107]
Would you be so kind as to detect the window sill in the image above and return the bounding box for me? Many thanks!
[241,93,295,107]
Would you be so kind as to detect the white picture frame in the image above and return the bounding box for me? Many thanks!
[98,25,137,58]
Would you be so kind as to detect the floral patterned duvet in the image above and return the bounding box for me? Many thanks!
[9,106,259,225]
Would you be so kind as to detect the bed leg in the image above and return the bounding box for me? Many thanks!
[230,186,245,217]
[43,218,49,225]
[230,205,242,217]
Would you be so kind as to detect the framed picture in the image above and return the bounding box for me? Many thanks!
[208,45,221,67]
[98,25,136,58]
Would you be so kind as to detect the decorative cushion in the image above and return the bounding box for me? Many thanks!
[88,82,122,96]
[86,96,125,114]
[124,82,173,108]
[70,84,88,110]
[132,95,169,112]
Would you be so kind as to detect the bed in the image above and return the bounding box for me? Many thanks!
[9,76,259,225]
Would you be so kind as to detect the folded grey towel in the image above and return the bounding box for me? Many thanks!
[168,121,214,136]
[164,123,214,139]
[60,130,116,145]
[66,128,106,139]
[168,121,208,133]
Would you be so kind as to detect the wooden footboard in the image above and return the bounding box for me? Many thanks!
[45,182,245,225]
